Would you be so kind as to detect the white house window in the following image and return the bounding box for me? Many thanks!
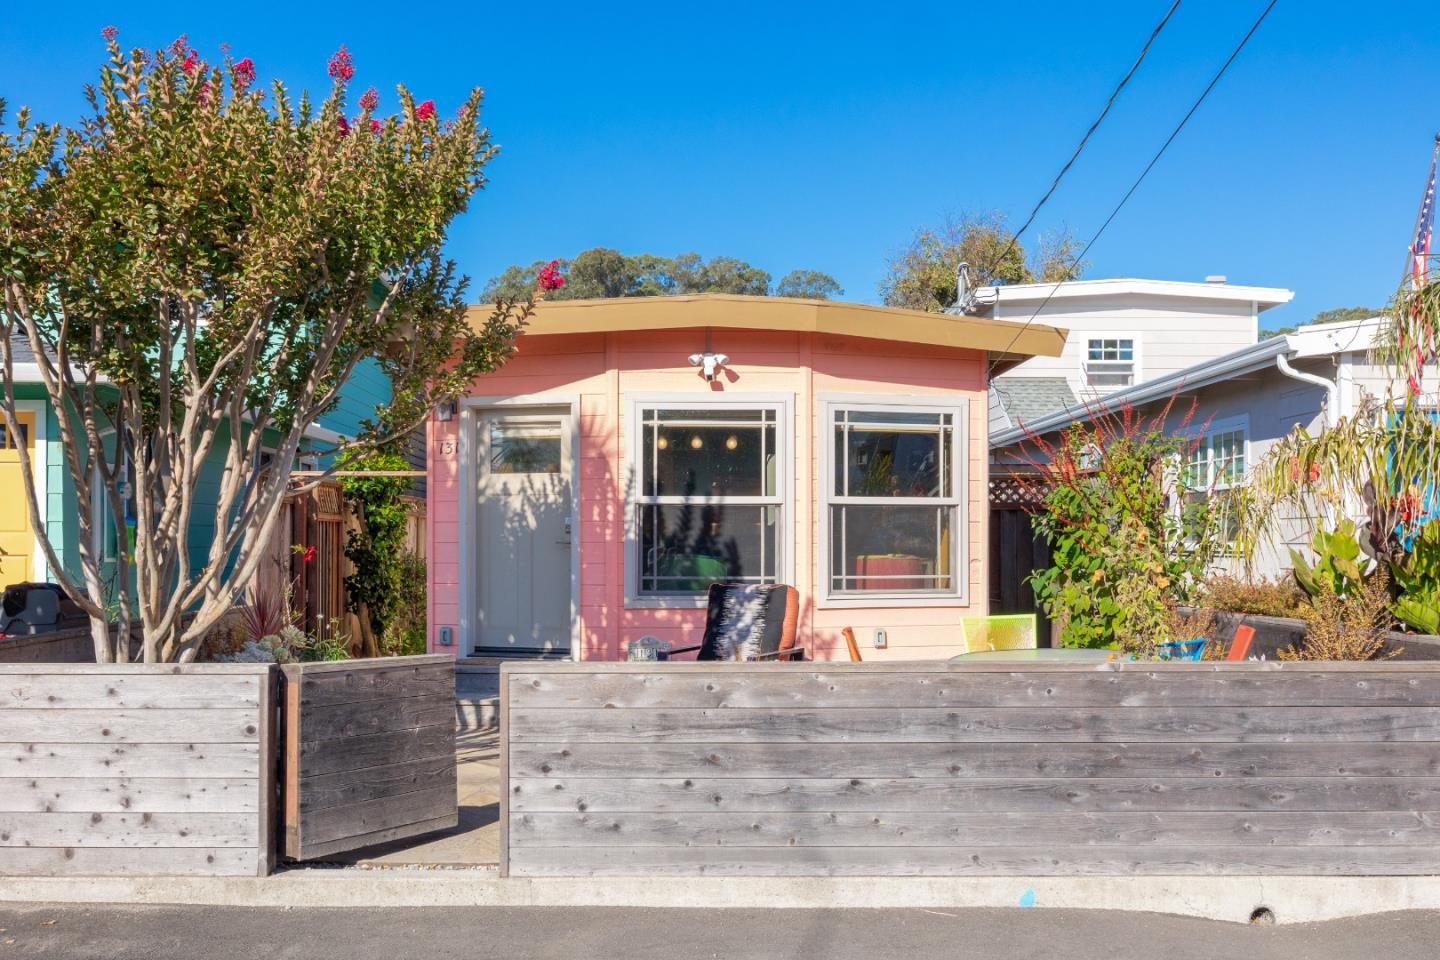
[1085,338,1136,388]
[634,404,784,598]
[825,401,964,600]
[1184,425,1247,543]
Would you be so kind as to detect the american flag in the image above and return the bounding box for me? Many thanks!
[1414,138,1438,288]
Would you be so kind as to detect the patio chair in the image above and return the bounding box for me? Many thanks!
[668,583,804,661]
[959,614,1038,653]
[1226,624,1256,661]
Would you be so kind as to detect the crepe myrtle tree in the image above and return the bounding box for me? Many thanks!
[0,31,540,662]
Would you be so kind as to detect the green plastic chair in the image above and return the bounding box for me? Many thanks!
[960,614,1039,653]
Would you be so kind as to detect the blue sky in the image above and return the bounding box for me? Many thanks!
[2,1,1435,327]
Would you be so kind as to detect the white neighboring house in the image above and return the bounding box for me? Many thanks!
[990,315,1402,580]
[968,277,1295,436]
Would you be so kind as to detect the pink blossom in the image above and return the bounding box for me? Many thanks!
[359,87,379,112]
[196,80,211,105]
[537,260,565,292]
[181,50,200,75]
[415,100,435,122]
[337,115,351,136]
[101,25,118,42]
[170,35,189,56]
[369,119,382,135]
[233,57,256,90]
[327,45,355,83]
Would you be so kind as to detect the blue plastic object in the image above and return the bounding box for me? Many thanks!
[1155,638,1207,661]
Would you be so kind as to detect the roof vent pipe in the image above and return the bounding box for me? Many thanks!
[1205,275,1228,284]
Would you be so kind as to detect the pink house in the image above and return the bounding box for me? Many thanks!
[426,294,1064,661]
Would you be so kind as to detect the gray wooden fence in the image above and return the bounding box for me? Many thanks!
[502,660,1440,877]
[0,663,276,877]
[279,655,456,860]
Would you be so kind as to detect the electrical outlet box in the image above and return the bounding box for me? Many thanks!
[438,626,453,647]
[873,628,887,649]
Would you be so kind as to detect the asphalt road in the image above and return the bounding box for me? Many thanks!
[0,904,1437,959]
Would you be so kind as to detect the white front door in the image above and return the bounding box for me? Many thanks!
[474,409,573,655]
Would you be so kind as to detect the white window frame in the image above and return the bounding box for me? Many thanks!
[1180,414,1249,549]
[1083,334,1140,390]
[817,394,968,609]
[624,392,793,609]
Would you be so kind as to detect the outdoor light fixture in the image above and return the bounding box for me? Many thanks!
[725,435,739,451]
[435,400,458,422]
[688,351,728,382]
[657,435,669,450]
[690,435,704,450]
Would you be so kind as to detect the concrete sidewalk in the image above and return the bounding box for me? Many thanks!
[2,903,1439,960]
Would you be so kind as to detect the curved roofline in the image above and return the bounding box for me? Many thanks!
[467,294,1067,362]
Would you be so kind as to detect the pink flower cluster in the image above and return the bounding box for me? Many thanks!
[537,260,565,292]
[415,100,436,122]
[101,25,118,42]
[181,50,200,75]
[233,57,256,90]
[359,87,379,112]
[328,45,354,83]
[337,115,351,137]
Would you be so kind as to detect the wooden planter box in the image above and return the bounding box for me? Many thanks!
[278,655,457,861]
[1208,610,1440,660]
[0,663,276,877]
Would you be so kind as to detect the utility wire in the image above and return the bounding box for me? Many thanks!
[987,0,1281,376]
[978,0,1184,287]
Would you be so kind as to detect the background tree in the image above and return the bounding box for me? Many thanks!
[0,33,533,662]
[1261,305,1382,338]
[879,212,1086,313]
[482,248,842,301]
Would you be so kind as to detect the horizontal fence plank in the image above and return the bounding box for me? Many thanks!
[0,675,262,710]
[508,707,1440,744]
[297,785,457,847]
[298,756,458,810]
[508,844,1440,877]
[294,723,455,778]
[509,776,1440,814]
[0,777,259,814]
[289,814,459,862]
[290,662,454,708]
[0,710,261,744]
[511,810,1440,848]
[0,811,259,847]
[0,846,262,877]
[1,742,262,779]
[509,671,1440,710]
[509,741,1440,780]
[298,696,454,744]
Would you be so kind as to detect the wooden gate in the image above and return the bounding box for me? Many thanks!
[289,481,346,646]
[988,476,1052,645]
[278,656,457,861]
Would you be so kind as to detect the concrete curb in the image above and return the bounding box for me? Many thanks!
[3,871,1439,924]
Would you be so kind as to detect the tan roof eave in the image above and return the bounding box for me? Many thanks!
[466,294,1066,360]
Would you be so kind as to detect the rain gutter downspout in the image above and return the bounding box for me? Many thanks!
[1276,352,1338,429]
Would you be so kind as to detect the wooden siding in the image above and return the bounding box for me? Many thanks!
[502,660,1440,878]
[279,655,457,861]
[0,663,275,877]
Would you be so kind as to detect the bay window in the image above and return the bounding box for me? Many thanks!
[822,398,966,603]
[629,398,788,603]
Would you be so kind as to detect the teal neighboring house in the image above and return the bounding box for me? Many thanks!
[0,330,393,592]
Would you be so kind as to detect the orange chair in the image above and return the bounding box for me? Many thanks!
[1227,624,1256,661]
[842,627,863,662]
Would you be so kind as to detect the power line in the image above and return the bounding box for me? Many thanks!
[987,0,1281,376]
[979,0,1184,285]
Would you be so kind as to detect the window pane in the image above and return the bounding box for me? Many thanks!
[490,422,562,474]
[1211,430,1244,486]
[645,418,774,497]
[639,503,778,593]
[836,422,949,498]
[830,504,953,593]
